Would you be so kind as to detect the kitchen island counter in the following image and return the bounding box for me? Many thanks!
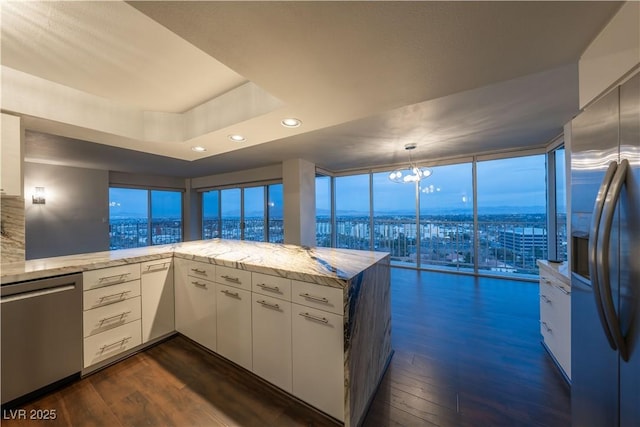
[1,239,387,286]
[0,239,391,427]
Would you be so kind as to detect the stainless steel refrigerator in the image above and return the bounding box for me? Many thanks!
[570,71,639,427]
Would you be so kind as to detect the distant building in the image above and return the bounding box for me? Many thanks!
[500,227,547,255]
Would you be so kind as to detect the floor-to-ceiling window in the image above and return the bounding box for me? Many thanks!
[335,174,371,250]
[316,175,332,247]
[202,183,281,243]
[202,190,220,239]
[548,145,567,261]
[476,154,547,275]
[315,151,551,277]
[419,162,474,272]
[244,186,265,241]
[267,183,284,243]
[373,171,416,266]
[109,188,183,249]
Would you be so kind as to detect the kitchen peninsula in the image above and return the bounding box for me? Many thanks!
[0,240,391,427]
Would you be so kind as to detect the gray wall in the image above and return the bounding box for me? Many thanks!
[24,162,109,259]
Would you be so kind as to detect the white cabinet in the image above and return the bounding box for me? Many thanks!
[0,113,22,197]
[174,259,217,351]
[251,273,292,393]
[140,259,174,343]
[292,284,345,422]
[82,265,142,368]
[216,283,252,371]
[539,261,571,381]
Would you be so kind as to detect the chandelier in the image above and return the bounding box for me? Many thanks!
[388,143,432,183]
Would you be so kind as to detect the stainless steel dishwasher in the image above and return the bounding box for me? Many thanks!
[1,273,83,406]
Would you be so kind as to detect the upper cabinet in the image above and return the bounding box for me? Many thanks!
[579,2,640,108]
[0,113,23,197]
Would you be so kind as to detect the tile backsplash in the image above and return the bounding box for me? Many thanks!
[1,196,25,263]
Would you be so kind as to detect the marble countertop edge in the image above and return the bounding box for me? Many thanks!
[1,241,389,287]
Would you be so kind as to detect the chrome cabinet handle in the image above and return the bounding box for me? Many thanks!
[299,312,329,324]
[191,268,207,274]
[540,294,551,304]
[98,290,131,302]
[540,321,552,333]
[299,293,329,304]
[221,289,240,298]
[145,262,170,271]
[221,275,241,283]
[99,310,131,324]
[192,281,208,289]
[257,300,280,310]
[597,159,629,361]
[256,283,280,293]
[588,161,618,351]
[98,273,130,282]
[99,336,131,352]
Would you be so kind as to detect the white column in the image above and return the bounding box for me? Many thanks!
[283,158,316,247]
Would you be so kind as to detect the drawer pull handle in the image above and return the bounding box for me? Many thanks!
[221,275,241,283]
[99,310,131,324]
[99,273,130,282]
[540,321,552,333]
[540,294,551,304]
[299,312,329,324]
[257,283,280,293]
[145,262,170,271]
[192,281,208,289]
[555,285,570,295]
[221,289,240,298]
[299,293,329,304]
[99,336,131,352]
[191,268,207,274]
[257,300,281,310]
[98,290,131,302]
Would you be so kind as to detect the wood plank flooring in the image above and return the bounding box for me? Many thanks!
[1,268,570,427]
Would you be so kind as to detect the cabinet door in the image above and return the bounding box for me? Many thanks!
[0,113,22,196]
[252,293,292,392]
[175,274,216,352]
[292,304,344,422]
[140,259,175,343]
[216,284,252,370]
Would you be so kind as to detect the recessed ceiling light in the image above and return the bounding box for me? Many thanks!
[191,146,207,152]
[281,118,302,128]
[228,134,246,142]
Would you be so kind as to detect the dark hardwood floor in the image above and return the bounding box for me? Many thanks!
[2,268,571,427]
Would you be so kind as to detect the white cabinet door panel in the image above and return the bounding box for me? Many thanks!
[175,275,216,351]
[140,259,174,343]
[252,293,292,392]
[216,284,252,370]
[292,304,344,422]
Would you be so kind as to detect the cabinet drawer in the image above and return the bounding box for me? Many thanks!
[83,280,141,310]
[83,296,142,338]
[292,281,343,315]
[216,266,251,291]
[83,319,142,368]
[184,260,216,281]
[83,264,140,290]
[252,272,291,301]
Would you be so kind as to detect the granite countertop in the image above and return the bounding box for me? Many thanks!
[0,239,389,287]
[537,259,570,287]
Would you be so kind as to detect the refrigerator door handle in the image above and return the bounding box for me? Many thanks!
[588,161,618,350]
[597,159,629,361]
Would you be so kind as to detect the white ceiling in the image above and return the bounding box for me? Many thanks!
[0,1,623,175]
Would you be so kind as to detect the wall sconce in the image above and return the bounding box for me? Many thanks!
[32,187,46,204]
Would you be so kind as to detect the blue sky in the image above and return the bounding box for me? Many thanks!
[111,154,548,219]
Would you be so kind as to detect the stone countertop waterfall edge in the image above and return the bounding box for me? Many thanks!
[1,239,389,287]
